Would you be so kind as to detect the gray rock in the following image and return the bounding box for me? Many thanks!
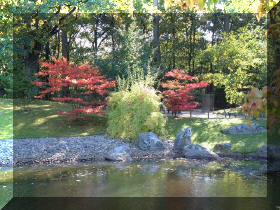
[174,127,192,151]
[257,144,280,160]
[104,145,131,162]
[136,132,165,151]
[213,142,232,152]
[184,144,219,160]
[221,123,267,135]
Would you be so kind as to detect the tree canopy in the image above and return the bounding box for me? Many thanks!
[0,0,270,108]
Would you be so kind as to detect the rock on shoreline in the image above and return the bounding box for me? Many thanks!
[0,135,278,167]
[184,144,219,160]
[221,123,267,135]
[136,132,166,151]
[0,135,174,167]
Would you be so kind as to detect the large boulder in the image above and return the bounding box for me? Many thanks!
[136,132,165,151]
[173,127,192,151]
[213,142,232,152]
[221,123,266,135]
[104,145,132,161]
[257,144,280,160]
[184,144,219,160]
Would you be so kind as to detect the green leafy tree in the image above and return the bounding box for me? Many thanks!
[200,26,267,105]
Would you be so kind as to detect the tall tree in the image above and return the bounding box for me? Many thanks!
[200,26,267,104]
[61,29,69,60]
[153,0,161,65]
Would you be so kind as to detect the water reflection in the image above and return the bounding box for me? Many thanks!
[7,159,267,197]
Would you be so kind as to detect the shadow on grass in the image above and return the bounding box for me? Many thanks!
[13,99,107,139]
[1,98,269,153]
[164,117,267,153]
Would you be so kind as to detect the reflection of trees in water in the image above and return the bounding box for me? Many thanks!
[138,161,161,174]
[12,160,267,197]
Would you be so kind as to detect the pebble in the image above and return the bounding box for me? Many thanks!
[0,139,13,167]
[0,135,174,167]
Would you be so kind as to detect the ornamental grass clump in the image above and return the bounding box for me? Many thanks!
[107,82,166,143]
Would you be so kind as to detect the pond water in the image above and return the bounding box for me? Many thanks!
[2,159,269,198]
[3,159,280,209]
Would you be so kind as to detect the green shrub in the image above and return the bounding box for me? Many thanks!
[0,71,33,98]
[0,72,13,98]
[106,82,166,142]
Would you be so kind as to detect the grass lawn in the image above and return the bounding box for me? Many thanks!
[164,117,267,153]
[12,99,107,139]
[213,106,243,115]
[0,170,13,210]
[0,99,13,139]
[0,98,268,153]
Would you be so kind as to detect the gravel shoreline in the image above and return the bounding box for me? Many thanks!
[0,135,269,168]
[0,135,176,167]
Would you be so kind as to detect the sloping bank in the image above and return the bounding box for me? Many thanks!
[0,135,174,167]
[0,133,279,172]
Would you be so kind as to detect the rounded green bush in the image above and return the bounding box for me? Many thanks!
[106,83,166,143]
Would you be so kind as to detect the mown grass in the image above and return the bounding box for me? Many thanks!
[213,106,243,115]
[164,117,267,153]
[12,99,107,139]
[0,170,13,209]
[0,170,13,183]
[0,98,269,153]
[0,99,13,139]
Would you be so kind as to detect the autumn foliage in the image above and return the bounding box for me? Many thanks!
[32,57,115,118]
[160,69,209,115]
[242,87,267,120]
[269,69,280,130]
[242,69,280,132]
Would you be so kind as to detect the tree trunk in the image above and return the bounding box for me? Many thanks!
[269,10,280,70]
[111,16,116,75]
[57,31,60,58]
[209,15,215,88]
[224,13,230,33]
[92,14,99,61]
[24,40,41,78]
[45,41,50,61]
[153,0,161,65]
[62,29,69,60]
[61,29,70,96]
[24,52,39,79]
[192,26,195,72]
[192,14,196,73]
[94,23,98,60]
[185,22,190,72]
[188,25,192,72]
[171,14,176,68]
[23,17,40,79]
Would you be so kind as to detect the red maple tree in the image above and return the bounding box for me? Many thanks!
[160,69,209,116]
[32,57,116,118]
